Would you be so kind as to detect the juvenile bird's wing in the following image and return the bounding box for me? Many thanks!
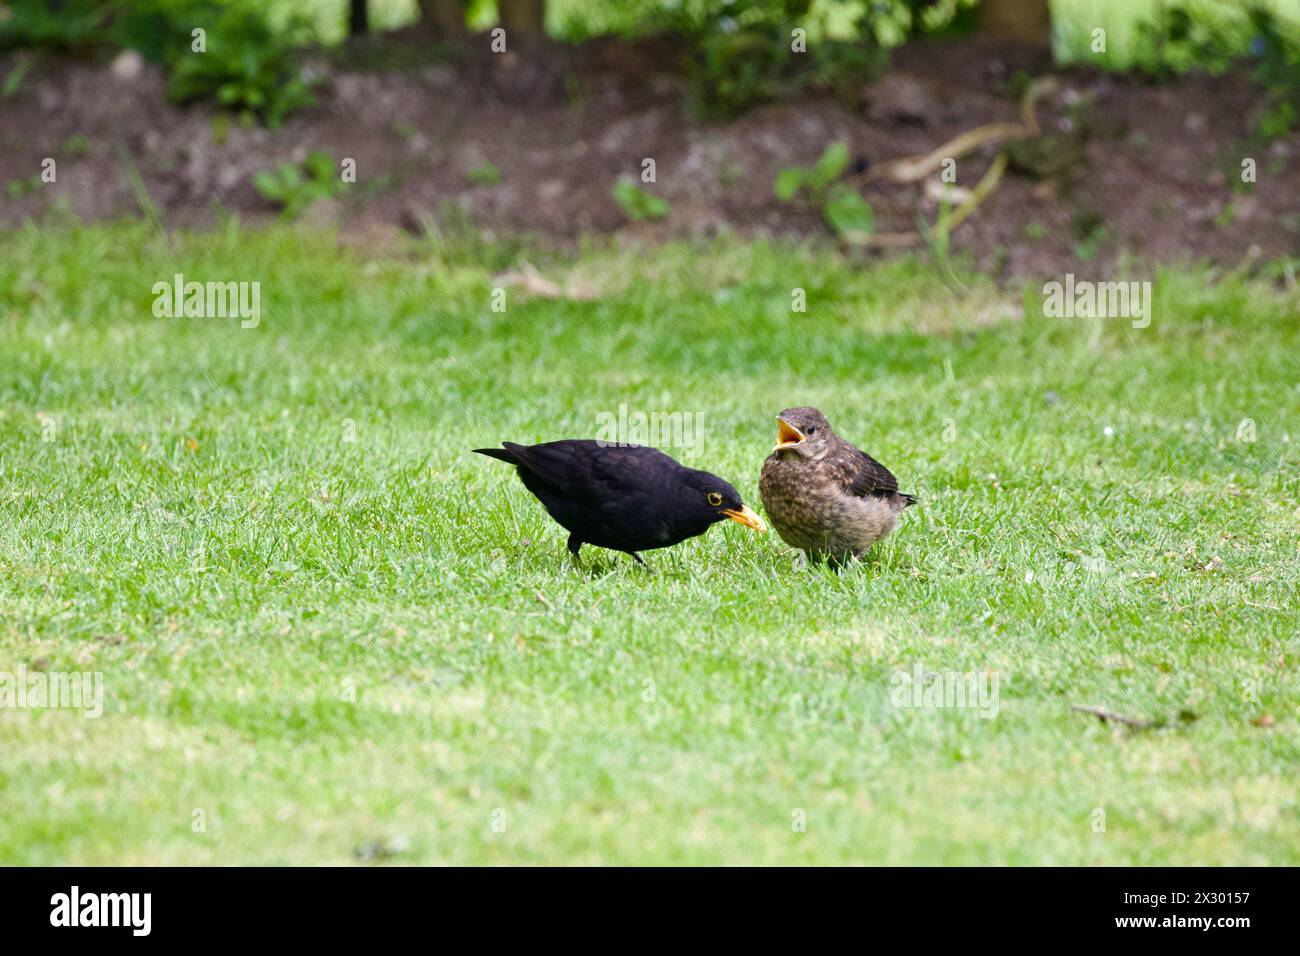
[830,441,901,499]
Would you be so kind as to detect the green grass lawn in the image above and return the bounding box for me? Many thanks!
[1,222,1297,864]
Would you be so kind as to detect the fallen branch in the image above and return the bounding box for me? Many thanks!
[842,76,1055,248]
[493,260,599,301]
[857,78,1056,187]
[842,152,1008,248]
[940,151,1008,234]
[860,122,1026,185]
[1071,704,1153,729]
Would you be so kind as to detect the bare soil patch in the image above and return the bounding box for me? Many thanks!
[2,32,1295,279]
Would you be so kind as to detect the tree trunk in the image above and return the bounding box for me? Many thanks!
[418,0,468,36]
[500,0,546,35]
[975,0,1051,44]
[349,0,369,36]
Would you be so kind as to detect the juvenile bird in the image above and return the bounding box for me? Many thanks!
[759,406,915,565]
[474,440,765,566]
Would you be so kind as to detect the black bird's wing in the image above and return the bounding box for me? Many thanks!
[473,442,590,488]
[483,441,687,551]
[474,442,625,491]
[510,441,668,502]
[476,440,673,497]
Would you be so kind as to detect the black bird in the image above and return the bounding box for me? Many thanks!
[473,440,765,565]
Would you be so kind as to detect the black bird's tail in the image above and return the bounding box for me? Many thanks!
[473,446,520,464]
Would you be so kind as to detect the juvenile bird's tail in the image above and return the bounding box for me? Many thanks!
[473,446,519,464]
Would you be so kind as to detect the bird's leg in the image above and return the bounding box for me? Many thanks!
[829,551,862,572]
[567,534,584,570]
[629,552,647,568]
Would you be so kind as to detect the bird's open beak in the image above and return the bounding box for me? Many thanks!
[722,505,766,532]
[773,417,805,452]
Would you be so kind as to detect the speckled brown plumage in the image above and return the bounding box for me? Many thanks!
[759,406,915,564]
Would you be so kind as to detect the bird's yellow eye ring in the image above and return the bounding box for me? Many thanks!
[707,492,723,506]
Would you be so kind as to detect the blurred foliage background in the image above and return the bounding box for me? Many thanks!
[4,1,1298,60]
[1,0,1295,230]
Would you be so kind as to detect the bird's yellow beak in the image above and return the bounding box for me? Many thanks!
[722,505,766,532]
[773,417,805,452]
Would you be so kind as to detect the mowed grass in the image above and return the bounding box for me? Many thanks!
[0,221,1297,865]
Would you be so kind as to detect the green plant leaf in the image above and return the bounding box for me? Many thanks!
[810,142,850,190]
[304,151,335,181]
[774,167,805,202]
[468,161,502,186]
[252,171,281,199]
[824,184,874,238]
[3,55,34,98]
[611,180,669,221]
